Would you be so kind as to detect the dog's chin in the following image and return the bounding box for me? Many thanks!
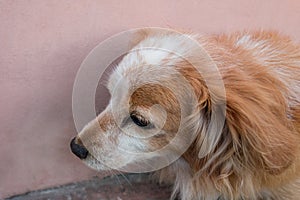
[82,154,110,171]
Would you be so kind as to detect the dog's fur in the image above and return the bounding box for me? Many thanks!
[75,30,300,199]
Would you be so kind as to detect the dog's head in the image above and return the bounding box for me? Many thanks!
[70,29,298,177]
[70,29,213,172]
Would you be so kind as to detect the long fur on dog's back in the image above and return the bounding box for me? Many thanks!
[154,31,300,199]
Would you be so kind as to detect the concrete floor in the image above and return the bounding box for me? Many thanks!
[6,174,172,200]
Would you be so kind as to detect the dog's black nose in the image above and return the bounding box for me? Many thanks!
[70,137,89,159]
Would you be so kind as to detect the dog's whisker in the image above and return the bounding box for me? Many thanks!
[117,171,133,187]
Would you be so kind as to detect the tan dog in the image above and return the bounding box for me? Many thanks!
[71,29,300,200]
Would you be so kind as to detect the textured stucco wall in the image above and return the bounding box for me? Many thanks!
[1,0,300,198]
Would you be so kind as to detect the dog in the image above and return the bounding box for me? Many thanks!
[70,29,300,199]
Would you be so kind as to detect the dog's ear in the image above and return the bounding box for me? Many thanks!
[177,33,299,176]
[224,73,298,175]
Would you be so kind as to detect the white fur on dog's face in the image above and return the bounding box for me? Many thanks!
[77,33,202,171]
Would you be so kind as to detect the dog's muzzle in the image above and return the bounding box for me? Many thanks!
[70,137,89,159]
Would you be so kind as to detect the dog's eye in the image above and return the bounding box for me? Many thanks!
[130,113,150,127]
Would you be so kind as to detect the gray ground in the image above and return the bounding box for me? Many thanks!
[6,174,172,200]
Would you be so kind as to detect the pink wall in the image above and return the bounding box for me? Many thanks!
[1,0,300,198]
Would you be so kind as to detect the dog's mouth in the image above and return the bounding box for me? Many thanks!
[70,137,114,171]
